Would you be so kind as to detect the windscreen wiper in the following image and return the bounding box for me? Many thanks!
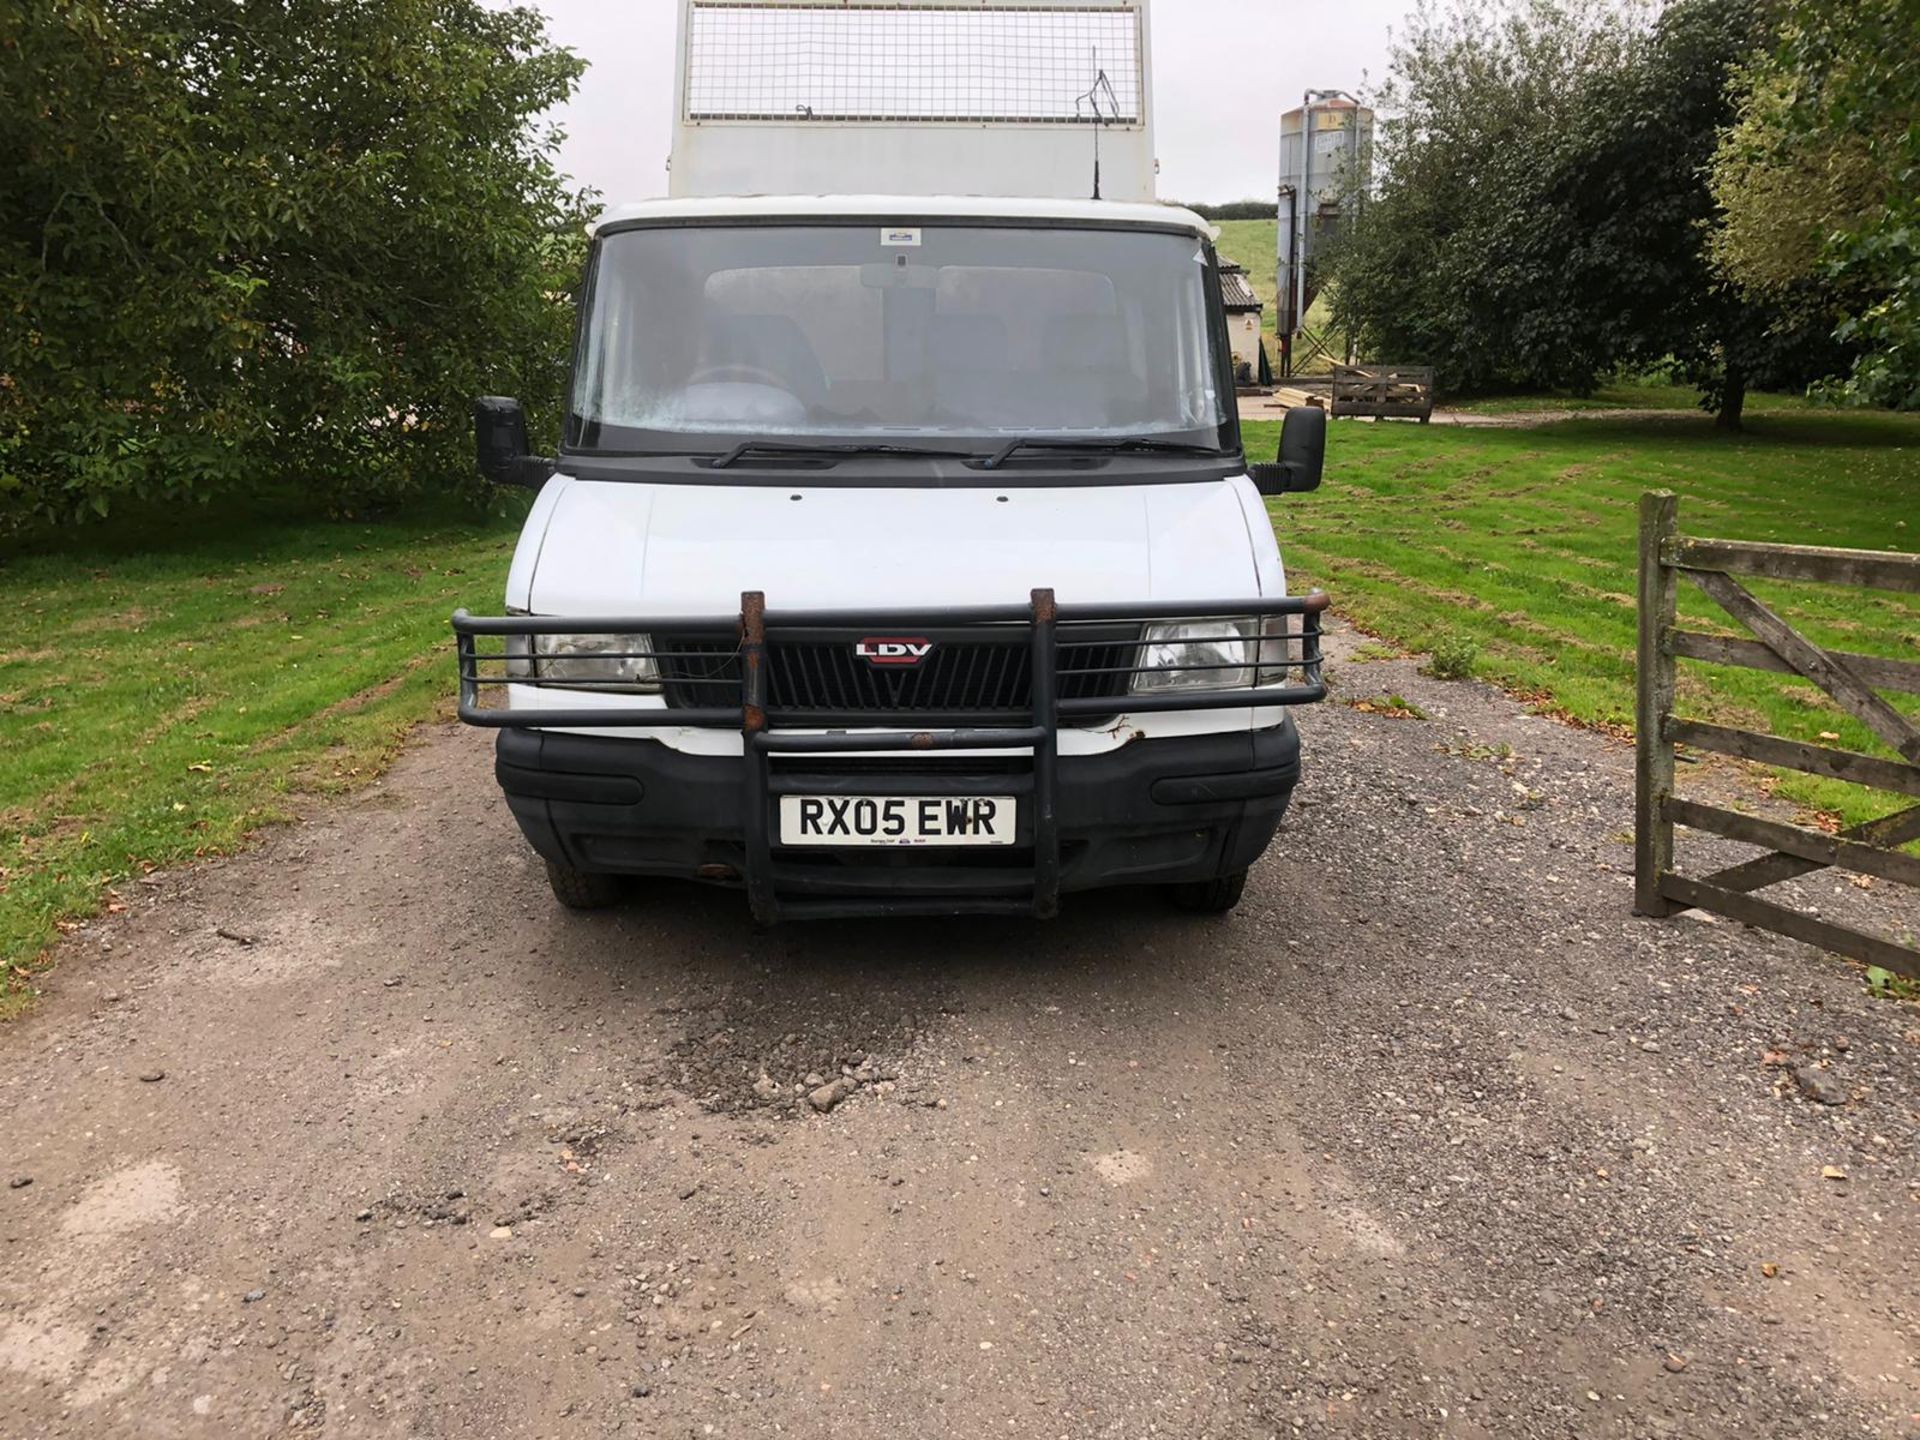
[978,437,1230,471]
[710,440,980,469]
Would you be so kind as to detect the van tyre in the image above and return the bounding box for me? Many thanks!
[545,861,622,911]
[1168,869,1248,915]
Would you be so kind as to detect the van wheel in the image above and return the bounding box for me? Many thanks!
[1168,869,1248,915]
[545,861,623,911]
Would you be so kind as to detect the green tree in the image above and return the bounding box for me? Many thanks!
[0,0,591,529]
[1331,0,1850,425]
[1328,0,1655,396]
[1710,0,1920,410]
[1550,0,1849,429]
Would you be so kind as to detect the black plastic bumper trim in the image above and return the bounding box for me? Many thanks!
[492,721,1300,909]
[495,763,643,806]
[1151,769,1298,804]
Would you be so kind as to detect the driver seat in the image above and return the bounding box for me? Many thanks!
[702,314,830,410]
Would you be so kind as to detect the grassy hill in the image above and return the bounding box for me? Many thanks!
[1212,219,1281,340]
[1212,217,1340,365]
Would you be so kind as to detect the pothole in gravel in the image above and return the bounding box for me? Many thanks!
[1094,1149,1153,1185]
[58,1160,184,1239]
[663,971,956,1115]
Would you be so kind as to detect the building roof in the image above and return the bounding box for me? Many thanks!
[1218,263,1263,313]
[595,195,1217,239]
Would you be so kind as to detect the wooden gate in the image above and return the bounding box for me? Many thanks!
[1635,491,1920,978]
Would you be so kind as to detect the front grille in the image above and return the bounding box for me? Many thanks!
[658,627,1141,724]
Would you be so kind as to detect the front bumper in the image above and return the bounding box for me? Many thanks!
[495,722,1302,910]
[454,587,1327,920]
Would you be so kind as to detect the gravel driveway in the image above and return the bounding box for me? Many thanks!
[3,625,1917,1438]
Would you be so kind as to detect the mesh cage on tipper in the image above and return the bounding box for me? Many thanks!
[683,2,1144,123]
[669,1,1159,202]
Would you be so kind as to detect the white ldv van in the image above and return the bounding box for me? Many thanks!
[452,195,1329,922]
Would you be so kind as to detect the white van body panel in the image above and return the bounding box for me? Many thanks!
[526,475,1269,613]
[503,472,1287,754]
[503,476,571,613]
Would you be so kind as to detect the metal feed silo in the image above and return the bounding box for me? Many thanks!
[1277,91,1372,357]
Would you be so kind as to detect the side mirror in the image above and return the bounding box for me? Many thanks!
[474,396,554,490]
[1249,404,1327,497]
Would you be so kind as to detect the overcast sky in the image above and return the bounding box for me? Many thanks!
[525,0,1417,206]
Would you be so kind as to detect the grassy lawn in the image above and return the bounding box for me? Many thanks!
[0,497,521,1005]
[1244,409,1920,827]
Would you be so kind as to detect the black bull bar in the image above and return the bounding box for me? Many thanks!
[452,590,1329,922]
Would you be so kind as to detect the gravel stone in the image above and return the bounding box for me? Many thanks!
[1792,1065,1847,1106]
[809,1079,854,1113]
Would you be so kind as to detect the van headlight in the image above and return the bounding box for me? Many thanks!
[1132,617,1292,693]
[531,632,661,693]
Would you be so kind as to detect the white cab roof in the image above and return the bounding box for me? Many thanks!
[595,194,1218,239]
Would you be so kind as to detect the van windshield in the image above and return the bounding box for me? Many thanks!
[568,224,1231,455]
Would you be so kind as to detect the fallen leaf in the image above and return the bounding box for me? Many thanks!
[1821,1166,1848,1182]
[1761,1263,1779,1278]
[187,762,213,773]
[1848,874,1874,890]
[1819,731,1841,742]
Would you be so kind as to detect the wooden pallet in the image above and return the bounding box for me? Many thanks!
[1331,364,1435,422]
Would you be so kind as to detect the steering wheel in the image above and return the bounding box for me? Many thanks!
[688,362,791,392]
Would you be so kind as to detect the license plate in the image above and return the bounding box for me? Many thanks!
[779,795,1018,848]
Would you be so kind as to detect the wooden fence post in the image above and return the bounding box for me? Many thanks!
[1635,491,1679,916]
